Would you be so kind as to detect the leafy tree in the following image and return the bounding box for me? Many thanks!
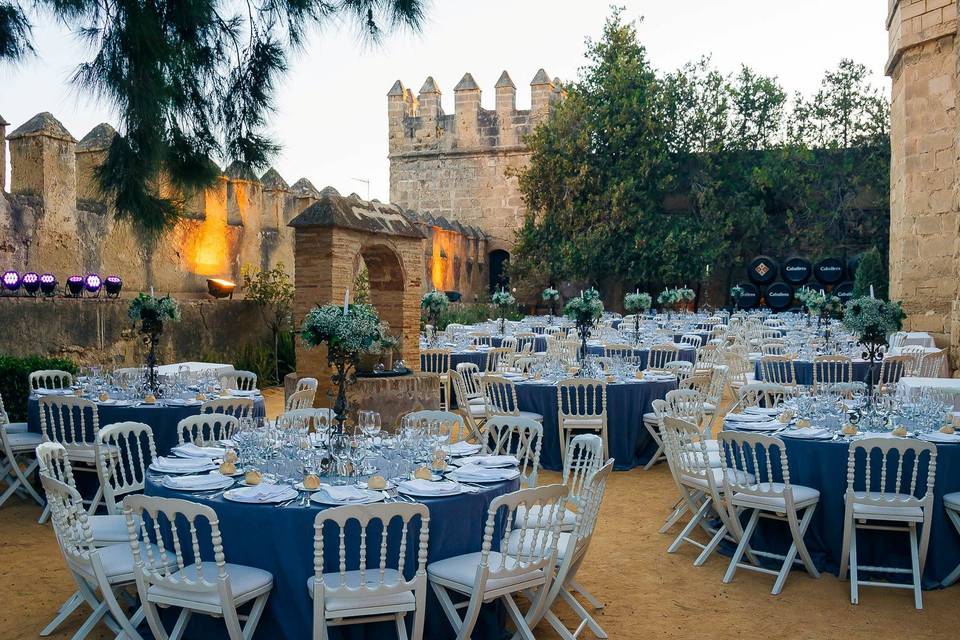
[0,0,424,236]
[353,265,371,305]
[240,262,295,384]
[852,246,888,300]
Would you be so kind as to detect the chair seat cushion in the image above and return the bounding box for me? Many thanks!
[944,492,960,511]
[3,422,28,434]
[4,431,43,451]
[308,569,415,613]
[732,483,820,510]
[681,468,754,491]
[150,563,273,607]
[562,417,601,428]
[467,404,486,418]
[79,542,176,581]
[63,443,118,464]
[90,514,140,545]
[514,505,577,530]
[516,411,543,422]
[642,412,659,427]
[467,397,485,406]
[848,492,924,520]
[428,551,545,593]
[703,402,717,413]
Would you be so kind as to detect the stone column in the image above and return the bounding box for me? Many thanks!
[0,114,8,192]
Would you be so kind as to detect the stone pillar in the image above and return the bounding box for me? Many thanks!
[530,69,555,122]
[454,73,481,147]
[495,71,517,146]
[0,114,7,192]
[417,77,442,148]
[886,0,958,367]
[75,123,116,202]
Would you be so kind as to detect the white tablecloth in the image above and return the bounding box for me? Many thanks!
[903,332,936,348]
[155,362,234,376]
[888,346,951,378]
[898,377,960,409]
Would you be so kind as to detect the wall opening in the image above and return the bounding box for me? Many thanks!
[489,249,510,294]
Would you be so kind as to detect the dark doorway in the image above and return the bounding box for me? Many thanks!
[489,250,510,294]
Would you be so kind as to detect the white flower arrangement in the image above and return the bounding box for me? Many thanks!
[301,303,383,363]
[564,288,604,327]
[624,292,652,312]
[677,287,695,301]
[491,289,516,308]
[542,287,560,301]
[420,290,449,319]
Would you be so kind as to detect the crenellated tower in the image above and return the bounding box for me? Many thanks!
[388,70,559,263]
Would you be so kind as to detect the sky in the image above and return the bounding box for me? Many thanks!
[1,0,889,199]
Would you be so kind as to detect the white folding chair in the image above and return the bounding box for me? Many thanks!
[812,355,852,391]
[405,410,468,444]
[838,438,937,609]
[557,378,608,462]
[310,503,430,640]
[0,390,28,433]
[30,369,74,390]
[449,370,485,442]
[177,414,239,446]
[219,369,258,392]
[481,375,543,422]
[202,397,254,419]
[642,399,669,472]
[917,349,947,378]
[96,421,156,515]
[421,348,452,411]
[943,493,960,586]
[296,377,319,393]
[646,343,679,371]
[287,388,316,411]
[735,382,788,412]
[679,334,703,349]
[0,421,43,509]
[124,494,273,639]
[427,484,567,640]
[759,355,798,390]
[718,431,820,594]
[39,396,106,513]
[878,355,910,394]
[481,415,543,488]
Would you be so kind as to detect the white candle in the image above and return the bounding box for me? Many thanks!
[870,285,875,298]
[343,288,349,312]
[150,286,154,297]
[820,289,824,296]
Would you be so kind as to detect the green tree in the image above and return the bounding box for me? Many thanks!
[354,265,371,305]
[240,262,295,384]
[1,0,424,236]
[852,247,888,300]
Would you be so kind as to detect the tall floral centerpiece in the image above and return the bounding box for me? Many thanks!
[128,292,181,393]
[677,286,696,313]
[624,291,652,345]
[730,285,745,310]
[842,297,906,397]
[657,288,680,319]
[805,291,844,345]
[564,288,604,362]
[796,287,816,326]
[542,287,560,320]
[491,288,516,335]
[420,290,448,346]
[300,302,382,433]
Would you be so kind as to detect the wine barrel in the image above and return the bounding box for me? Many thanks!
[833,282,855,304]
[814,257,845,285]
[735,283,760,309]
[747,255,778,285]
[781,256,812,285]
[764,282,794,311]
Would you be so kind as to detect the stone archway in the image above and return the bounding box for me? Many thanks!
[358,242,406,335]
[489,248,510,293]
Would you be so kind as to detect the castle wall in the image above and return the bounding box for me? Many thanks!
[886,0,960,369]
[388,71,558,291]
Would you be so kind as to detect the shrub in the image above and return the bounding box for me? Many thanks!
[433,303,523,331]
[0,355,78,422]
[852,246,888,300]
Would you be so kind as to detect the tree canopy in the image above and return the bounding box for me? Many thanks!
[511,9,890,302]
[0,0,424,234]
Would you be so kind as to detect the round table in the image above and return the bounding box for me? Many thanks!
[585,344,697,368]
[753,360,874,386]
[487,336,548,353]
[723,433,960,588]
[514,378,676,471]
[145,477,519,639]
[27,395,266,457]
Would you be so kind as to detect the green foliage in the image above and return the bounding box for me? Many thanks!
[564,288,604,327]
[128,293,181,335]
[433,303,521,331]
[231,342,274,386]
[241,262,295,382]
[0,0,425,235]
[843,297,905,347]
[300,303,382,365]
[852,247,887,300]
[420,290,449,323]
[0,355,77,421]
[353,266,371,305]
[624,292,651,312]
[512,9,889,295]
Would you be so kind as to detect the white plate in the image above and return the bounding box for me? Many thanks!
[295,481,323,492]
[310,488,385,505]
[454,455,518,468]
[447,468,520,483]
[149,463,218,474]
[162,476,234,491]
[356,480,396,490]
[397,480,463,497]
[223,486,296,503]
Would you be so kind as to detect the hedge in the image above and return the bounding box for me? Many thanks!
[0,355,78,422]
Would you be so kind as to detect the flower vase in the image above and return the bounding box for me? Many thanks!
[499,317,506,336]
[331,360,350,434]
[144,331,161,393]
[577,324,590,363]
[633,315,641,346]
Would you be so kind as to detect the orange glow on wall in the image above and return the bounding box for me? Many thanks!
[431,228,458,290]
[187,186,230,276]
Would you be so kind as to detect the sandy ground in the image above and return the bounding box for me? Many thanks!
[1,387,956,640]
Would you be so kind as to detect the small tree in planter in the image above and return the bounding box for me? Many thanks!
[657,288,679,319]
[128,292,181,393]
[300,303,382,433]
[677,286,696,312]
[420,290,449,345]
[491,288,516,335]
[842,297,906,397]
[564,288,604,362]
[730,285,744,310]
[542,287,560,320]
[624,291,652,345]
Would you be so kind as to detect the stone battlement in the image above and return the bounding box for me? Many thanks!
[388,70,559,253]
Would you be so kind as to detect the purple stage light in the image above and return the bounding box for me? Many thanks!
[39,273,57,296]
[22,272,40,295]
[66,275,84,297]
[84,273,102,295]
[1,270,21,293]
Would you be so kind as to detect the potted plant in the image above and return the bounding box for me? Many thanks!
[542,287,560,320]
[491,288,516,335]
[730,285,744,310]
[420,290,449,346]
[127,292,181,393]
[624,291,652,345]
[564,288,604,362]
[300,302,382,432]
[843,297,906,396]
[657,288,680,320]
[677,286,696,313]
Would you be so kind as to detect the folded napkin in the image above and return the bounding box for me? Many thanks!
[443,441,482,456]
[163,474,232,490]
[151,456,216,471]
[232,484,291,502]
[449,465,520,481]
[918,431,960,443]
[172,443,226,459]
[398,479,461,495]
[227,388,259,397]
[319,485,370,503]
[725,420,782,431]
[34,388,70,396]
[725,413,772,423]
[781,427,833,440]
[459,455,518,468]
[743,407,782,417]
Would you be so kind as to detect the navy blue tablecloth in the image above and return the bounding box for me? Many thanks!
[27,396,266,458]
[145,477,519,639]
[754,360,872,386]
[514,379,676,471]
[585,345,696,368]
[721,434,960,588]
[487,336,548,353]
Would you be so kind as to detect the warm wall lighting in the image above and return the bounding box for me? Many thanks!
[207,278,236,299]
[104,275,123,298]
[22,272,40,295]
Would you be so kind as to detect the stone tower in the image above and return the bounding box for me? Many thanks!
[387,70,558,257]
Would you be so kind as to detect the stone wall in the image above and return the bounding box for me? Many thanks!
[887,0,960,370]
[388,70,559,266]
[0,297,270,366]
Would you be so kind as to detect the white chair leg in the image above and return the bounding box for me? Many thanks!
[168,608,192,640]
[501,594,536,640]
[659,499,688,534]
[40,591,83,636]
[694,522,727,567]
[38,503,51,524]
[430,583,466,638]
[723,509,760,584]
[944,510,960,587]
[668,495,711,554]
[242,593,270,640]
[394,613,409,640]
[568,579,603,610]
[558,586,608,638]
[849,526,859,605]
[838,508,853,580]
[909,523,923,610]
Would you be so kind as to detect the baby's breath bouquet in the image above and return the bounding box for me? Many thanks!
[542,287,560,318]
[420,290,448,341]
[657,288,679,309]
[301,302,383,431]
[565,288,604,361]
[843,297,906,395]
[730,285,744,309]
[624,292,651,344]
[491,288,516,335]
